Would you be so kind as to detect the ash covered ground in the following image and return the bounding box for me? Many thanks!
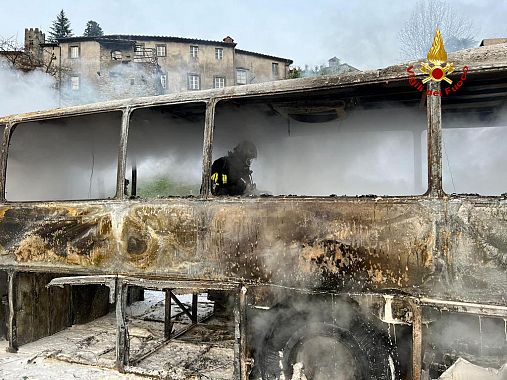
[0,291,235,379]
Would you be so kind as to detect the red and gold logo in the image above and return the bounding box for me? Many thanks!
[420,29,455,84]
[407,29,469,96]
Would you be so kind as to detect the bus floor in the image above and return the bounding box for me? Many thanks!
[0,291,235,379]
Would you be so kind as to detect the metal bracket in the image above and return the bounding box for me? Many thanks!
[48,275,117,304]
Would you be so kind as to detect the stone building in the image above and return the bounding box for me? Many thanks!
[37,32,292,104]
[0,28,53,73]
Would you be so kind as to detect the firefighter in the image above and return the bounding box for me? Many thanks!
[211,140,257,196]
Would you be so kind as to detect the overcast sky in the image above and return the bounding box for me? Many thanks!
[1,0,506,70]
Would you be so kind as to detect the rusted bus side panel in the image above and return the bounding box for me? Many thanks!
[0,203,117,269]
[0,201,203,274]
[121,202,200,272]
[0,199,433,287]
[444,199,507,304]
[203,200,436,291]
[0,198,506,305]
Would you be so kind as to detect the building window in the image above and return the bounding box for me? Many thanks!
[236,69,247,85]
[188,74,200,90]
[215,48,223,60]
[272,62,279,77]
[70,75,80,91]
[111,50,122,60]
[160,74,167,89]
[69,45,79,59]
[190,45,199,58]
[130,78,135,85]
[214,76,225,88]
[156,44,166,57]
[135,44,144,56]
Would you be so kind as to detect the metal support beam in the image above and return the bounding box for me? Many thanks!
[6,270,17,353]
[410,300,423,380]
[0,123,13,200]
[120,276,238,291]
[170,292,194,322]
[192,293,198,323]
[201,99,217,196]
[420,297,507,318]
[234,286,248,380]
[116,106,131,199]
[115,279,129,372]
[164,289,172,339]
[48,275,117,303]
[239,286,248,380]
[426,81,443,196]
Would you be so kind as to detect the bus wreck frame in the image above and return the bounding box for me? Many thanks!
[0,44,507,379]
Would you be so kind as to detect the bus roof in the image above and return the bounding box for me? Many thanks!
[1,43,506,124]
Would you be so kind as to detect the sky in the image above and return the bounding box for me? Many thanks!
[0,0,506,70]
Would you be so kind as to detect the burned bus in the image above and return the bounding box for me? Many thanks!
[0,43,507,379]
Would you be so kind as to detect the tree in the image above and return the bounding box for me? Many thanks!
[288,66,302,79]
[48,10,73,42]
[83,20,104,37]
[399,0,477,60]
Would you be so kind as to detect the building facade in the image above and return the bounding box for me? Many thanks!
[35,31,292,104]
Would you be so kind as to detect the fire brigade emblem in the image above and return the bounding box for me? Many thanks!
[420,29,455,84]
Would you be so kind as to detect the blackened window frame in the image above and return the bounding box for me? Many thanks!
[207,82,433,198]
[123,101,209,199]
[3,110,125,203]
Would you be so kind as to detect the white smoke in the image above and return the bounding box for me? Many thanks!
[442,107,507,195]
[0,61,58,117]
[213,101,428,197]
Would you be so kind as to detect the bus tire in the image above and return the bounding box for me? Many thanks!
[259,308,399,380]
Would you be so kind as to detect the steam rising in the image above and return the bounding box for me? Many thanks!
[0,62,58,117]
[6,112,121,201]
[442,107,507,195]
[126,105,205,197]
[214,102,428,196]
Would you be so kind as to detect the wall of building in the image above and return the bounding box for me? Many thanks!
[98,43,162,100]
[60,41,101,79]
[235,53,289,84]
[149,41,235,93]
[33,35,292,104]
[59,41,101,103]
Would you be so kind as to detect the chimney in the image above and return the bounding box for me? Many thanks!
[223,36,235,44]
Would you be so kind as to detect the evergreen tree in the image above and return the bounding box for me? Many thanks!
[83,20,104,37]
[48,10,73,42]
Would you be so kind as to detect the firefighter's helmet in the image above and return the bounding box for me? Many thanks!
[234,140,257,160]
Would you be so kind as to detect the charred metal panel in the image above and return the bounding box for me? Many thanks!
[444,198,507,304]
[120,202,200,271]
[0,198,505,305]
[0,197,506,305]
[204,199,436,291]
[0,204,116,269]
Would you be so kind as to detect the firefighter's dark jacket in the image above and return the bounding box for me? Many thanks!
[211,154,253,196]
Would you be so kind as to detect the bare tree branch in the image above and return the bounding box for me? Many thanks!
[399,0,477,61]
[0,35,71,85]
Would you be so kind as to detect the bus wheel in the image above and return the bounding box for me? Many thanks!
[259,311,398,380]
